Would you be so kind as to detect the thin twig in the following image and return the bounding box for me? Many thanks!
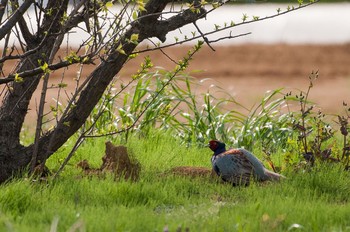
[31,1,69,173]
[193,21,215,51]
[146,38,178,64]
[0,54,94,84]
[0,0,34,40]
[134,0,319,54]
[52,135,86,179]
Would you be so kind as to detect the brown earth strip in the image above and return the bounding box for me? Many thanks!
[1,44,349,128]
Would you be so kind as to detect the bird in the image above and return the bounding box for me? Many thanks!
[208,140,284,186]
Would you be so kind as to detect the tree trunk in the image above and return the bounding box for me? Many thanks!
[0,0,70,182]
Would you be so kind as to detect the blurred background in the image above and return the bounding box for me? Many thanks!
[3,1,350,126]
[121,1,350,115]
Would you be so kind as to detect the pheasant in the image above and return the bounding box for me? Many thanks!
[208,140,284,186]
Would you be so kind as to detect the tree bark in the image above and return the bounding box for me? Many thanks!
[0,0,34,40]
[0,0,69,182]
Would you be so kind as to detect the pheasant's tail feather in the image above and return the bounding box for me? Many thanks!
[264,169,286,181]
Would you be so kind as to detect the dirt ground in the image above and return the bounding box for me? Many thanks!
[1,44,350,127]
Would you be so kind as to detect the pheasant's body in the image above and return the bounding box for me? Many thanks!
[209,140,284,186]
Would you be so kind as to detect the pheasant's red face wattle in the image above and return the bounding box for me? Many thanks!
[208,140,219,151]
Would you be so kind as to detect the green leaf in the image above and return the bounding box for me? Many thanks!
[242,13,248,22]
[128,53,139,59]
[137,1,146,12]
[58,83,67,88]
[105,1,113,8]
[14,73,23,83]
[117,44,127,55]
[82,56,90,63]
[40,62,50,73]
[132,11,138,20]
[212,2,219,8]
[200,0,208,6]
[130,33,139,44]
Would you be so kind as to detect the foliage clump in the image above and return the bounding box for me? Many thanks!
[283,71,350,169]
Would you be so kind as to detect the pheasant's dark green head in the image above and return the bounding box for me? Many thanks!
[208,140,226,155]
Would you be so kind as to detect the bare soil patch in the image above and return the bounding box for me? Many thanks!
[2,44,350,127]
[167,166,214,178]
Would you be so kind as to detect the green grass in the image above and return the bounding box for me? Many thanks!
[3,55,350,231]
[1,133,350,232]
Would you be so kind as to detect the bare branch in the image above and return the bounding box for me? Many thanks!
[0,33,52,63]
[147,38,178,64]
[135,0,319,54]
[0,0,8,23]
[208,31,251,44]
[0,54,94,84]
[139,6,207,42]
[0,0,34,40]
[193,21,215,51]
[10,0,36,45]
[0,31,11,73]
[203,1,319,40]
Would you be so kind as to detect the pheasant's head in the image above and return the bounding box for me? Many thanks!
[208,140,226,154]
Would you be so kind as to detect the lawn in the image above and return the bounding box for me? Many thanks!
[1,66,350,231]
[0,1,349,231]
[1,133,350,232]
